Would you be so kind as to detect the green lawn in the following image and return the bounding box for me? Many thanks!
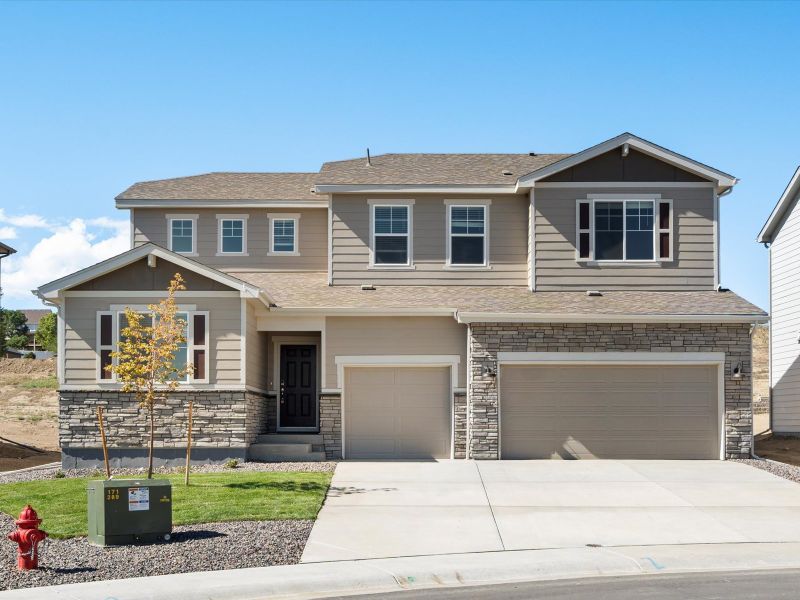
[0,471,331,538]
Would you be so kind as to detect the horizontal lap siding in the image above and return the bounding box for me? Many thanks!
[245,300,268,391]
[63,296,242,387]
[534,186,715,290]
[133,208,327,271]
[331,193,528,285]
[771,194,800,432]
[324,316,467,389]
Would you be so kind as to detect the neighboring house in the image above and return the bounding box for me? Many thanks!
[758,166,800,434]
[36,133,767,468]
[20,309,54,354]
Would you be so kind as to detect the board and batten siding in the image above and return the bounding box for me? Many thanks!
[534,186,716,291]
[63,295,243,387]
[132,208,328,271]
[770,193,800,433]
[330,193,529,285]
[324,316,467,389]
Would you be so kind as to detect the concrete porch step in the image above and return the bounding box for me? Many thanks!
[256,434,323,444]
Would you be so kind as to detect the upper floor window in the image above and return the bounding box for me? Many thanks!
[217,214,248,256]
[167,214,198,255]
[370,202,413,266]
[268,213,300,256]
[577,197,672,262]
[447,203,489,266]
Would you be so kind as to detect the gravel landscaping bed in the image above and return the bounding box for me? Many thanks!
[0,512,313,590]
[0,460,337,484]
[733,458,800,484]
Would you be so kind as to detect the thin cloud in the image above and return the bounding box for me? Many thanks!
[0,226,17,240]
[0,208,52,229]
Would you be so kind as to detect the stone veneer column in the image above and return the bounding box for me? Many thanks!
[468,322,754,460]
[319,393,342,459]
[453,391,468,459]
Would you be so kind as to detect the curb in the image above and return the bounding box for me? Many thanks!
[5,542,800,599]
[0,462,60,476]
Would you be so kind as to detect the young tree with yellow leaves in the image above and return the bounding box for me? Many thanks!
[110,274,191,479]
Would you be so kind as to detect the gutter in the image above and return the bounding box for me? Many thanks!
[455,312,769,324]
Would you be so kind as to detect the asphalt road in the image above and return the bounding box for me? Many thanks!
[332,569,800,599]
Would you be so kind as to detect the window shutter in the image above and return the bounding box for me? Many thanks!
[192,313,208,381]
[657,200,673,261]
[576,200,592,261]
[97,312,114,380]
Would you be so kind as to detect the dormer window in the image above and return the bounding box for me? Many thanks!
[576,197,672,263]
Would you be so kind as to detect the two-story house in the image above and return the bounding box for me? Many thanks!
[36,133,766,468]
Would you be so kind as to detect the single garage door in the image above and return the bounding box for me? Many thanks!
[500,364,720,459]
[344,366,451,459]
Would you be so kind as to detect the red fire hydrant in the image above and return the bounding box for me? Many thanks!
[7,505,47,570]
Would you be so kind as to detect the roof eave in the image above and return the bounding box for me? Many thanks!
[313,184,519,194]
[757,165,800,243]
[455,312,768,324]
[516,133,737,193]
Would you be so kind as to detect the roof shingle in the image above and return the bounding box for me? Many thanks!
[317,153,571,186]
[233,271,766,317]
[116,172,322,201]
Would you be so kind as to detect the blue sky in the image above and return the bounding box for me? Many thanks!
[1,1,798,310]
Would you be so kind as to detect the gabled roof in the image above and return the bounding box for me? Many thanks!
[0,241,16,257]
[516,133,737,192]
[316,153,569,187]
[116,172,323,206]
[758,166,800,243]
[21,309,53,326]
[35,243,268,303]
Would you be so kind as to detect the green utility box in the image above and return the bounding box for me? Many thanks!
[87,479,172,546]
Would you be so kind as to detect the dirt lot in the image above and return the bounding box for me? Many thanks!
[756,435,800,467]
[0,358,60,471]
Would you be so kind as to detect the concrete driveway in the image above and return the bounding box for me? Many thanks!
[301,460,800,562]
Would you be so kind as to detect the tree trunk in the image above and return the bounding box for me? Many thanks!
[147,406,155,479]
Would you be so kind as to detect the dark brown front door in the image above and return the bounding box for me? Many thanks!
[280,345,317,429]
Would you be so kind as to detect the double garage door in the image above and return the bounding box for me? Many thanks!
[342,362,721,460]
[501,364,721,459]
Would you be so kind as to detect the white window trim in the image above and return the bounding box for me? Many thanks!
[576,196,670,264]
[368,200,414,269]
[95,308,209,385]
[216,214,249,256]
[268,213,301,256]
[166,214,198,256]
[445,201,490,268]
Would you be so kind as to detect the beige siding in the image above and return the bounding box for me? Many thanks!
[770,193,800,433]
[245,300,268,391]
[324,316,467,389]
[133,208,327,271]
[534,186,715,290]
[63,295,242,387]
[72,258,232,291]
[331,193,528,285]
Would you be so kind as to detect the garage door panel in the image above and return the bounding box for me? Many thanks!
[501,364,719,460]
[345,366,451,459]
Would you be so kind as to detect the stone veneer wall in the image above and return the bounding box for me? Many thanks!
[60,390,269,465]
[454,391,467,459]
[468,322,754,460]
[319,393,342,459]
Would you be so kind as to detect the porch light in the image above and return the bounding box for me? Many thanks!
[732,361,743,380]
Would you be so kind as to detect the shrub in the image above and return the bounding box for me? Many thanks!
[54,470,65,479]
[224,459,239,469]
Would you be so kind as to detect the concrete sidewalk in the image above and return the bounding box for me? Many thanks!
[6,542,800,600]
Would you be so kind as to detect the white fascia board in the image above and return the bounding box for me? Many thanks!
[314,184,517,194]
[116,199,328,209]
[497,351,725,365]
[36,243,271,304]
[757,165,800,243]
[455,311,768,324]
[516,133,737,191]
